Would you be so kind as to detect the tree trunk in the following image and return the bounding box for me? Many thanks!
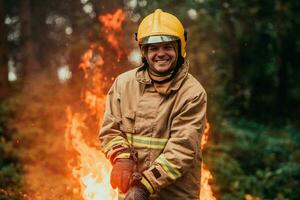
[220,0,241,85]
[0,0,9,99]
[276,0,288,121]
[19,0,40,80]
[277,44,287,118]
[220,0,244,115]
[67,0,87,96]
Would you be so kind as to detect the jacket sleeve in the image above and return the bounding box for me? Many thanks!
[142,91,207,192]
[99,77,131,164]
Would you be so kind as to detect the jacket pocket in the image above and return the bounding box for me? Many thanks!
[120,109,135,133]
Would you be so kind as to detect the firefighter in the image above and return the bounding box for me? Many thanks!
[99,9,207,200]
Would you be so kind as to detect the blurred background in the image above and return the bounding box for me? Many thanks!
[0,0,299,199]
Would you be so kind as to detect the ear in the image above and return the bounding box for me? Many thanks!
[141,50,146,57]
[140,44,149,57]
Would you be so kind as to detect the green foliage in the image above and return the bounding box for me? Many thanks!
[204,119,300,199]
[0,101,23,199]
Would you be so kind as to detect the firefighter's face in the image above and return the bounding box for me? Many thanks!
[145,42,178,74]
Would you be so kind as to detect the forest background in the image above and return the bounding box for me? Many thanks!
[0,0,299,199]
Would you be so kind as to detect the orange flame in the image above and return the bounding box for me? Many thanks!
[98,9,125,60]
[65,8,217,200]
[65,10,118,197]
[79,48,93,79]
[201,122,217,200]
[245,194,261,200]
[65,108,117,200]
[201,122,211,149]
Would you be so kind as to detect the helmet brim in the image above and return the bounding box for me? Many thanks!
[139,35,179,45]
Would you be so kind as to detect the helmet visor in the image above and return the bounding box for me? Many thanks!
[140,35,179,45]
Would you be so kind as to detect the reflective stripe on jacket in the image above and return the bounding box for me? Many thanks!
[99,62,207,200]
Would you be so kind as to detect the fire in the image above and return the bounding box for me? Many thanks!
[201,121,211,149]
[65,8,216,200]
[98,9,126,60]
[201,122,217,200]
[65,108,117,200]
[245,194,261,200]
[79,48,93,79]
[64,9,124,200]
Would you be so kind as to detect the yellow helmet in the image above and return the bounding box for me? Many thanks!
[137,9,187,57]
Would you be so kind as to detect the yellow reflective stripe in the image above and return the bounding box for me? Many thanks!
[126,133,167,150]
[115,152,130,160]
[156,154,181,180]
[102,136,129,153]
[141,177,154,194]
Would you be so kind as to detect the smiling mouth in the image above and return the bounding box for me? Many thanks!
[154,59,170,63]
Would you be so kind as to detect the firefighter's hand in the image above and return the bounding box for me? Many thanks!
[124,184,150,200]
[110,158,135,193]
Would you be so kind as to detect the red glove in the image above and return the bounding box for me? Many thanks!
[110,158,135,193]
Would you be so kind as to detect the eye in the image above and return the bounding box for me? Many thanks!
[148,46,158,51]
[164,45,174,50]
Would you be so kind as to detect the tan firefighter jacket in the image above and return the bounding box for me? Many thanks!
[99,62,207,200]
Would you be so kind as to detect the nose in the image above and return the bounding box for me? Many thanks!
[157,47,166,57]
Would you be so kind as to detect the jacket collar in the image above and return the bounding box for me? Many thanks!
[136,60,189,92]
